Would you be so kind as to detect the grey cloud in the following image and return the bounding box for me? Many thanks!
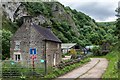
[73,2,116,21]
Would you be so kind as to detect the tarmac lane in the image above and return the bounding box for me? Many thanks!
[56,58,108,80]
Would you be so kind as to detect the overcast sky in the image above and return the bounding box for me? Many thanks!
[58,0,120,22]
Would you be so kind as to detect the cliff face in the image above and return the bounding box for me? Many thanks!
[2,2,21,22]
[2,2,106,46]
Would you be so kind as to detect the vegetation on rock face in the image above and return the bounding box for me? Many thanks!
[2,15,18,33]
[23,2,52,17]
[2,2,118,59]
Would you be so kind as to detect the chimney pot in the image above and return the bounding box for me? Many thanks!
[22,16,32,23]
[47,26,51,31]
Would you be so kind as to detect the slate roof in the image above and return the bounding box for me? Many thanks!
[32,23,61,43]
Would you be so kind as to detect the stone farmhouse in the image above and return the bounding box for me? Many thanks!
[10,17,62,69]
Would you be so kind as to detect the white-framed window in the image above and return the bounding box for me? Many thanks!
[14,52,21,62]
[14,41,21,50]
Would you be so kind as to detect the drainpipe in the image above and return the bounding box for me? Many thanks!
[45,40,47,75]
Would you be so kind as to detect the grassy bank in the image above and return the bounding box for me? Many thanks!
[102,51,119,78]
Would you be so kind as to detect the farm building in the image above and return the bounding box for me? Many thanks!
[10,16,62,69]
[61,43,77,53]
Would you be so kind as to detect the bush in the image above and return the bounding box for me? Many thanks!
[92,46,101,56]
[69,49,77,59]
[62,54,65,58]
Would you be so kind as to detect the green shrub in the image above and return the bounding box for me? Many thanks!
[92,46,101,56]
[62,54,65,58]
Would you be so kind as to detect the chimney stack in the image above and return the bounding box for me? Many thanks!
[22,16,32,23]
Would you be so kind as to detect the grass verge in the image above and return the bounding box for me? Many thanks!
[102,51,119,78]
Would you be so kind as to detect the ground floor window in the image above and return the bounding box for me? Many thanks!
[14,52,21,62]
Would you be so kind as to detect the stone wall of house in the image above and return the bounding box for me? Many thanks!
[10,20,31,61]
[46,41,61,68]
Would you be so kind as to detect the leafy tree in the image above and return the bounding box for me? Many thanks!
[57,32,68,43]
[99,28,106,35]
[115,3,120,72]
[89,32,100,44]
[64,31,72,40]
[115,2,120,51]
[78,40,85,47]
[2,29,12,60]
[60,22,70,31]
[115,18,120,40]
[107,29,114,34]
[104,34,115,44]
[92,46,101,56]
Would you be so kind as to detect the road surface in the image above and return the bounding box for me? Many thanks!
[57,58,108,80]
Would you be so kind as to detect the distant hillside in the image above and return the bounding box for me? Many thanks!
[97,21,116,27]
[2,2,117,47]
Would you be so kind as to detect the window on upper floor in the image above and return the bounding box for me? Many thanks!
[14,41,21,50]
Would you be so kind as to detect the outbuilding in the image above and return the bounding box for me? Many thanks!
[61,43,77,54]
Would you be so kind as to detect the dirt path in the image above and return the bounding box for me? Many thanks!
[57,58,108,80]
